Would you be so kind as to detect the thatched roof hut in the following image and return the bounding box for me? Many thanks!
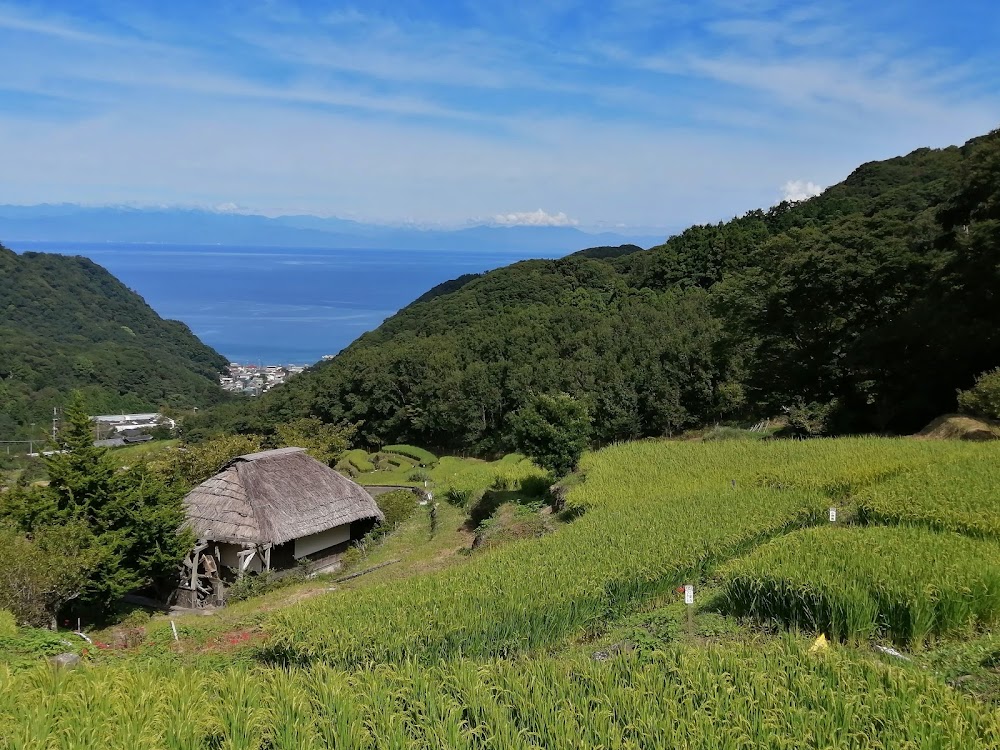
[184,447,384,547]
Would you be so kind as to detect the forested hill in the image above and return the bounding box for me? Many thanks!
[0,246,228,438]
[214,129,999,452]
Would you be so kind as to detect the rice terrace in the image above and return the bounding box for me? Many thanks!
[4,436,1000,747]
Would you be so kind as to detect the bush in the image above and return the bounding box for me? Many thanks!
[518,475,552,497]
[376,490,418,529]
[226,569,305,604]
[784,399,836,437]
[116,608,152,629]
[381,445,438,467]
[339,545,365,570]
[408,469,430,483]
[958,368,1000,420]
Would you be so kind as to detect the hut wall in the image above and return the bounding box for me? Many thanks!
[216,542,263,574]
[294,523,351,559]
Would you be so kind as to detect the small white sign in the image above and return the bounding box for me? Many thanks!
[829,507,837,523]
[684,584,694,605]
[427,492,433,501]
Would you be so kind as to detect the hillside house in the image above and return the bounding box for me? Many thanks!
[178,447,383,606]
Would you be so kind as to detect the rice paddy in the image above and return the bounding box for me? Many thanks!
[2,641,999,749]
[721,525,1000,646]
[5,435,1000,746]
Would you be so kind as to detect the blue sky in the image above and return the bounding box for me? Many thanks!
[0,1,998,231]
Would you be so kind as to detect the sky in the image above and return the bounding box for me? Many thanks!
[1,1,998,231]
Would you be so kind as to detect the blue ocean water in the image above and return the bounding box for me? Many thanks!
[11,242,566,365]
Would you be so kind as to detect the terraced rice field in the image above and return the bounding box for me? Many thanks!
[5,436,1000,747]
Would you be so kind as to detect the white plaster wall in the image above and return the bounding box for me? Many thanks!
[294,524,351,558]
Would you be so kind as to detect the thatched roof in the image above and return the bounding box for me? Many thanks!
[184,447,384,545]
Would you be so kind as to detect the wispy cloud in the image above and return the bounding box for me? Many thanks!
[0,0,997,227]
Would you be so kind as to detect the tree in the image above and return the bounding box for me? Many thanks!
[273,417,355,466]
[40,392,192,614]
[511,393,591,477]
[0,522,102,629]
[958,368,1000,420]
[151,433,262,486]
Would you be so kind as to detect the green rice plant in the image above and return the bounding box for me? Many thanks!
[268,438,997,666]
[3,640,1000,747]
[721,525,1000,646]
[382,445,439,467]
[343,449,375,474]
[856,445,1000,538]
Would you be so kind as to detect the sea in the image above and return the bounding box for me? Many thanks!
[10,242,567,365]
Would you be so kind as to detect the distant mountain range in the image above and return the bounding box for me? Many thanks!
[0,204,666,253]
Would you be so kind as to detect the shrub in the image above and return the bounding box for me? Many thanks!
[408,469,430,483]
[339,544,365,570]
[958,368,1000,420]
[376,490,418,529]
[784,399,836,436]
[518,474,552,497]
[117,608,151,629]
[226,569,305,604]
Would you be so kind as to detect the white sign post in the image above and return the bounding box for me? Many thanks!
[684,584,694,634]
[829,507,837,523]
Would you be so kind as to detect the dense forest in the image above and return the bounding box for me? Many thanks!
[0,246,229,438]
[185,129,1000,452]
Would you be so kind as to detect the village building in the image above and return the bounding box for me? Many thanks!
[177,447,383,606]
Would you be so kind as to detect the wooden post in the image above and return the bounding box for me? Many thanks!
[263,543,272,572]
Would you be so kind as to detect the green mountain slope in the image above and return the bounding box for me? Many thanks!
[0,245,228,438]
[224,129,999,450]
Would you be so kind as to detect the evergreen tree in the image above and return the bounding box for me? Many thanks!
[42,392,191,611]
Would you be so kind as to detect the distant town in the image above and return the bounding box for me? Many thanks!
[220,362,318,396]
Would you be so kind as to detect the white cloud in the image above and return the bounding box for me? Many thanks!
[491,209,579,227]
[781,180,823,203]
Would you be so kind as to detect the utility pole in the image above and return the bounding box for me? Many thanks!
[52,407,58,443]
